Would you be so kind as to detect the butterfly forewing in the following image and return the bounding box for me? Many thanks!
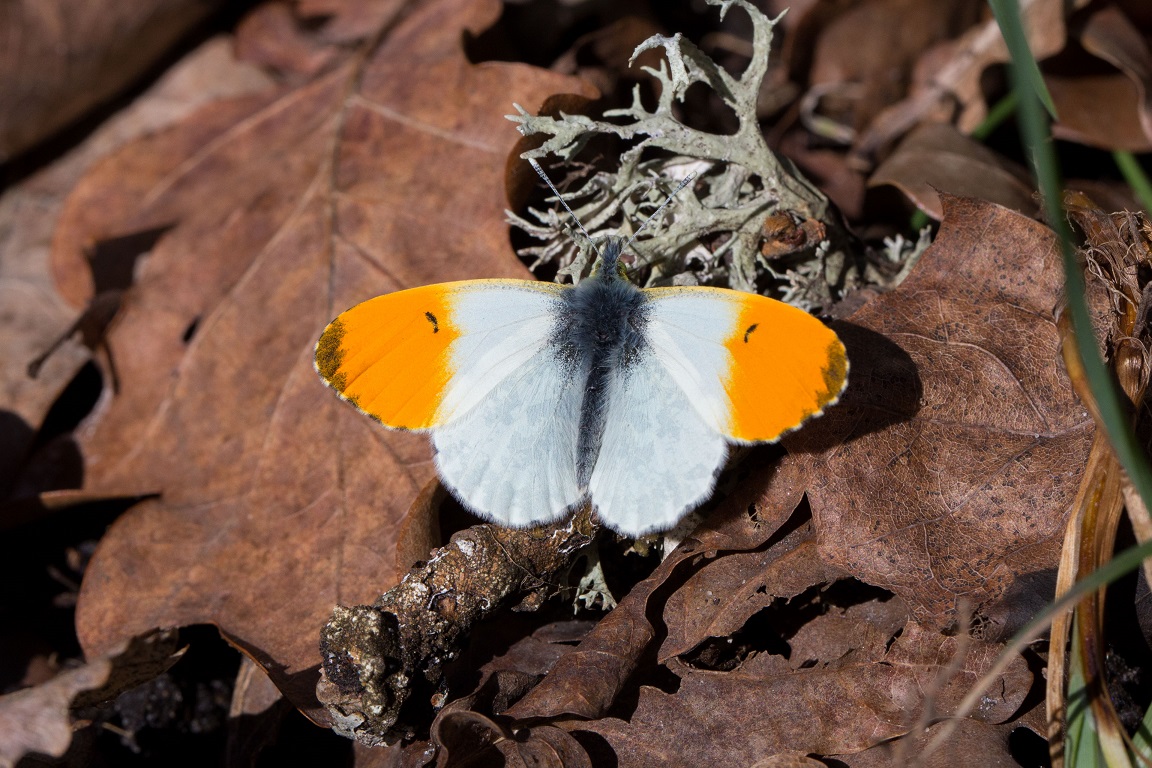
[315,280,566,431]
[641,287,848,444]
[316,283,462,430]
[315,279,585,527]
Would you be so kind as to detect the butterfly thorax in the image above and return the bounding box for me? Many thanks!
[555,238,649,486]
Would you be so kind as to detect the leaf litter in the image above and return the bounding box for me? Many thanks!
[3,0,1151,765]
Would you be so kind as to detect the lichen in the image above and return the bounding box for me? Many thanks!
[507,0,860,310]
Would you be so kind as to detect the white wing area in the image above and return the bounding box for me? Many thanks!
[434,348,584,526]
[589,353,727,536]
[635,291,741,434]
[433,282,585,527]
[438,282,564,421]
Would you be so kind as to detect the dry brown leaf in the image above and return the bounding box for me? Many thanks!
[853,0,1074,163]
[0,185,89,503]
[0,661,111,767]
[0,37,272,509]
[658,532,850,661]
[868,122,1036,220]
[67,0,594,719]
[833,718,1024,766]
[804,0,983,136]
[793,193,1093,624]
[506,452,811,722]
[1049,4,1152,151]
[433,710,592,768]
[0,0,226,162]
[569,617,1029,765]
[0,629,181,768]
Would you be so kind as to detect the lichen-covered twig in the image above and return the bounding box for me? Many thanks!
[316,509,597,746]
[507,0,860,308]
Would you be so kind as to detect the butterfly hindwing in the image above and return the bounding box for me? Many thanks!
[434,342,585,527]
[588,286,846,535]
[588,351,727,536]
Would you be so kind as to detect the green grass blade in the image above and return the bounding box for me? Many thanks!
[1113,151,1152,214]
[986,0,1058,119]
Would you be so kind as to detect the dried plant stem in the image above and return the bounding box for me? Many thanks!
[317,508,597,746]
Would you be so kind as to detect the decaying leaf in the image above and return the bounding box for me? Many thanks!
[0,629,181,768]
[1049,5,1152,151]
[0,0,226,162]
[793,193,1093,624]
[868,122,1035,220]
[853,0,1076,162]
[0,37,272,513]
[67,0,594,720]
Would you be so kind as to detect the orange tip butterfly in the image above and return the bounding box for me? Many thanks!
[315,162,848,537]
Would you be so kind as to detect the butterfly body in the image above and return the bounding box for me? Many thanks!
[316,238,847,536]
[553,240,649,487]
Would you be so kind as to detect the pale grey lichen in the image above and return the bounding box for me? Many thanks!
[507,0,860,310]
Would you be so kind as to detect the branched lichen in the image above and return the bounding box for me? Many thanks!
[507,0,859,309]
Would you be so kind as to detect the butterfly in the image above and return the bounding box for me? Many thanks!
[314,198,847,537]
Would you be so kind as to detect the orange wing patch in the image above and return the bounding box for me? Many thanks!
[315,284,462,430]
[723,295,847,442]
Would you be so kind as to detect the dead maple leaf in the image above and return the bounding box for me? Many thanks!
[64,0,594,719]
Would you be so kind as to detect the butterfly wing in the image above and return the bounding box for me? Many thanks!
[588,351,728,536]
[316,279,586,526]
[588,287,847,536]
[433,343,586,527]
[640,287,848,442]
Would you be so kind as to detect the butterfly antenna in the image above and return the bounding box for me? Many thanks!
[622,171,697,254]
[528,158,597,254]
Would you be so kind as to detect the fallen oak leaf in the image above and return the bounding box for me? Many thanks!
[658,533,862,662]
[790,193,1094,625]
[830,718,1028,766]
[0,629,181,768]
[0,37,272,511]
[1049,4,1152,152]
[506,450,811,723]
[868,122,1035,220]
[567,606,1030,764]
[68,0,595,720]
[0,663,113,768]
[851,0,1078,165]
[0,0,226,162]
[433,710,592,768]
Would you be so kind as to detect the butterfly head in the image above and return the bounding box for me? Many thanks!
[588,237,632,285]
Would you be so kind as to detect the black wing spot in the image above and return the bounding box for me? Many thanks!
[425,311,439,333]
[743,323,759,343]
